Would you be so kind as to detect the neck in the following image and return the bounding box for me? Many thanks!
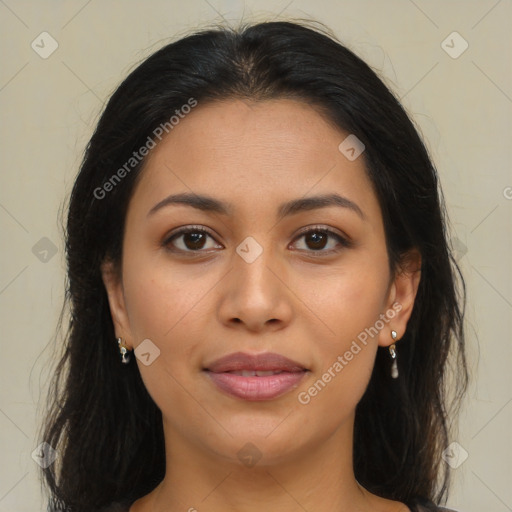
[137,412,388,512]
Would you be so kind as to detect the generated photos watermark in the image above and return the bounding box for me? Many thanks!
[297,302,402,405]
[93,97,198,200]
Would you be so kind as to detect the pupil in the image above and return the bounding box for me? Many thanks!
[307,232,326,250]
[185,232,205,249]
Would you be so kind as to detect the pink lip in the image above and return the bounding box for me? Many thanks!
[205,351,307,373]
[204,352,308,401]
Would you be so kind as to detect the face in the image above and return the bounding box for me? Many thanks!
[103,98,419,469]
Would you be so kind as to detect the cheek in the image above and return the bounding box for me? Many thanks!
[122,252,215,342]
[120,253,223,394]
[296,346,377,442]
[121,258,212,424]
[294,257,389,408]
[298,256,390,344]
[296,270,383,417]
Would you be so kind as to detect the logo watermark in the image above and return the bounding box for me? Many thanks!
[338,134,365,161]
[134,338,161,366]
[442,441,469,469]
[31,442,58,468]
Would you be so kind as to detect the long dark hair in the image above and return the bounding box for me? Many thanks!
[40,20,468,511]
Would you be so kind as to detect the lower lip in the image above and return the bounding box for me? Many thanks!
[204,371,307,401]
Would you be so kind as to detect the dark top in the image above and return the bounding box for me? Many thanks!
[100,497,458,511]
[407,496,457,511]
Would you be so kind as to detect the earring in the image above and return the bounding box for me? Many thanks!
[389,330,398,378]
[117,337,131,364]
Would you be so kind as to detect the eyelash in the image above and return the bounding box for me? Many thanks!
[162,225,352,257]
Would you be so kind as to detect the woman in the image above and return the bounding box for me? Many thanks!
[40,20,468,512]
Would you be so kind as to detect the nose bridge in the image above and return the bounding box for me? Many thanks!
[218,233,292,330]
[233,234,279,299]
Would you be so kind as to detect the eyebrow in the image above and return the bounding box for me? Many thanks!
[147,192,365,220]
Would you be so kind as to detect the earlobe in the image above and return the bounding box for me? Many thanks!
[101,260,133,350]
[378,248,421,348]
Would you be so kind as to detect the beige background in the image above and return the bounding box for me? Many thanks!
[0,1,511,510]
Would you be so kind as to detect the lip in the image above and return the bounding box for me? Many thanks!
[205,351,307,373]
[203,352,308,401]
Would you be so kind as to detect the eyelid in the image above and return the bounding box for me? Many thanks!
[165,224,217,240]
[292,224,352,243]
[163,225,221,249]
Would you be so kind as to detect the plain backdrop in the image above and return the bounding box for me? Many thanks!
[0,1,511,511]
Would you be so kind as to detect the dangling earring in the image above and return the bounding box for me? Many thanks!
[389,330,398,378]
[117,337,131,364]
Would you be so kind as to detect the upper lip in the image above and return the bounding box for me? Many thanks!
[204,352,307,373]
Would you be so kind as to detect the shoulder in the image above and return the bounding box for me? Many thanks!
[47,503,131,512]
[417,507,460,512]
[46,503,131,512]
[415,507,459,512]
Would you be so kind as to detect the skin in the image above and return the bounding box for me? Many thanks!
[102,98,421,512]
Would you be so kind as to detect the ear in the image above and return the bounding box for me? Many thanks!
[101,259,133,350]
[378,248,422,347]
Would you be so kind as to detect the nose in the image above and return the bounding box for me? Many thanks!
[217,240,293,333]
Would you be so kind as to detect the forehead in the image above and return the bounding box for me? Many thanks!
[128,98,381,222]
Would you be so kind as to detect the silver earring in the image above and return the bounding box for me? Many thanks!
[117,337,131,364]
[389,330,398,378]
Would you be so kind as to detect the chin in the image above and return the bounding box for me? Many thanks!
[201,415,312,467]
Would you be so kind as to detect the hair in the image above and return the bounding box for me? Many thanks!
[40,19,468,511]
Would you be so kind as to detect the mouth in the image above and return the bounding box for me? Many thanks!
[203,352,308,401]
[222,370,290,376]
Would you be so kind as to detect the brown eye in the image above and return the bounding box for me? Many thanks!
[304,231,329,250]
[163,227,222,253]
[292,227,352,254]
[182,232,207,250]
[163,225,351,256]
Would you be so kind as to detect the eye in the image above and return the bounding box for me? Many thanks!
[163,225,222,253]
[290,226,352,255]
[162,225,352,256]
